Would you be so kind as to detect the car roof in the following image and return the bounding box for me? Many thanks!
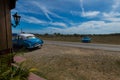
[12,33,35,37]
[19,33,35,37]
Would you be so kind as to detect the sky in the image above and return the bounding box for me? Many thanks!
[11,0,120,34]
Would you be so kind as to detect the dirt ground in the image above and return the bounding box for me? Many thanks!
[23,44,120,80]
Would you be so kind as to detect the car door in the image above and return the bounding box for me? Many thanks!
[17,36,24,46]
[12,36,18,46]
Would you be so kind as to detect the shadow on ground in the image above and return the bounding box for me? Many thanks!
[13,46,41,53]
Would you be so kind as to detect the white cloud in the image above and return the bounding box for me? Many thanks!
[112,0,120,11]
[13,20,120,34]
[32,1,65,22]
[103,12,120,22]
[35,3,52,22]
[104,17,120,22]
[12,0,120,34]
[82,11,100,18]
[42,21,120,34]
[15,1,65,22]
[103,12,120,17]
[49,22,67,28]
[21,15,67,28]
[13,1,42,15]
[22,13,119,34]
[79,0,100,18]
[22,15,46,24]
[79,0,85,16]
[71,11,100,18]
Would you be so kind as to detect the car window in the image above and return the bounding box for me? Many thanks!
[18,36,24,40]
[12,36,18,40]
[26,36,36,39]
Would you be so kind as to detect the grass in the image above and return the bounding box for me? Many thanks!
[0,54,12,75]
[23,44,120,80]
[90,35,120,44]
[0,50,25,76]
[36,34,120,45]
[0,51,33,80]
[29,54,120,80]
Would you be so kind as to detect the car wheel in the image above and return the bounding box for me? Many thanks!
[38,45,42,49]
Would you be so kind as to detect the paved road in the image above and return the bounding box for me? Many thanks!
[45,40,120,51]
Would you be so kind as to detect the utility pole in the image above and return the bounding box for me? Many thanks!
[21,28,23,33]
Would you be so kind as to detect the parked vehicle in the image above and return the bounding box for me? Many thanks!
[12,33,44,49]
[81,36,91,43]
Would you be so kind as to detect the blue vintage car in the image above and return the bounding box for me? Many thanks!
[81,36,91,43]
[12,33,44,49]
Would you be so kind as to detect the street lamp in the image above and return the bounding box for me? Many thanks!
[12,12,21,28]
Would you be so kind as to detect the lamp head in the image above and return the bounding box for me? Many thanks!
[12,12,21,27]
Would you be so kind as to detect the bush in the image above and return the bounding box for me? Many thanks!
[0,53,37,80]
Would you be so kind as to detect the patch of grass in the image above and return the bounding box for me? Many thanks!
[23,44,120,80]
[90,35,120,44]
[37,34,120,45]
[0,54,12,75]
[115,59,120,67]
[24,52,120,80]
[0,52,36,80]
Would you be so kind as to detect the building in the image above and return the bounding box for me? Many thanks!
[0,0,17,54]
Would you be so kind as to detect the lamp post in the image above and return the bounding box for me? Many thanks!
[12,12,21,28]
[11,12,21,63]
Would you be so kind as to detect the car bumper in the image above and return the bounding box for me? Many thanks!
[27,44,42,49]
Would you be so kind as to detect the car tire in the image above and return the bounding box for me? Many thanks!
[38,45,42,49]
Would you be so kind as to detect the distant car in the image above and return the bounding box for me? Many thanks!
[12,33,44,49]
[81,36,91,43]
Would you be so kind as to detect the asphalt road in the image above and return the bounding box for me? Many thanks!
[45,40,120,52]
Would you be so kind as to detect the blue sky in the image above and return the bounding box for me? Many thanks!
[12,0,120,34]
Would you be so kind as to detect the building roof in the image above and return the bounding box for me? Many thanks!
[10,0,17,9]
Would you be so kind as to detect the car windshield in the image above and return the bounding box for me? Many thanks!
[26,36,36,39]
